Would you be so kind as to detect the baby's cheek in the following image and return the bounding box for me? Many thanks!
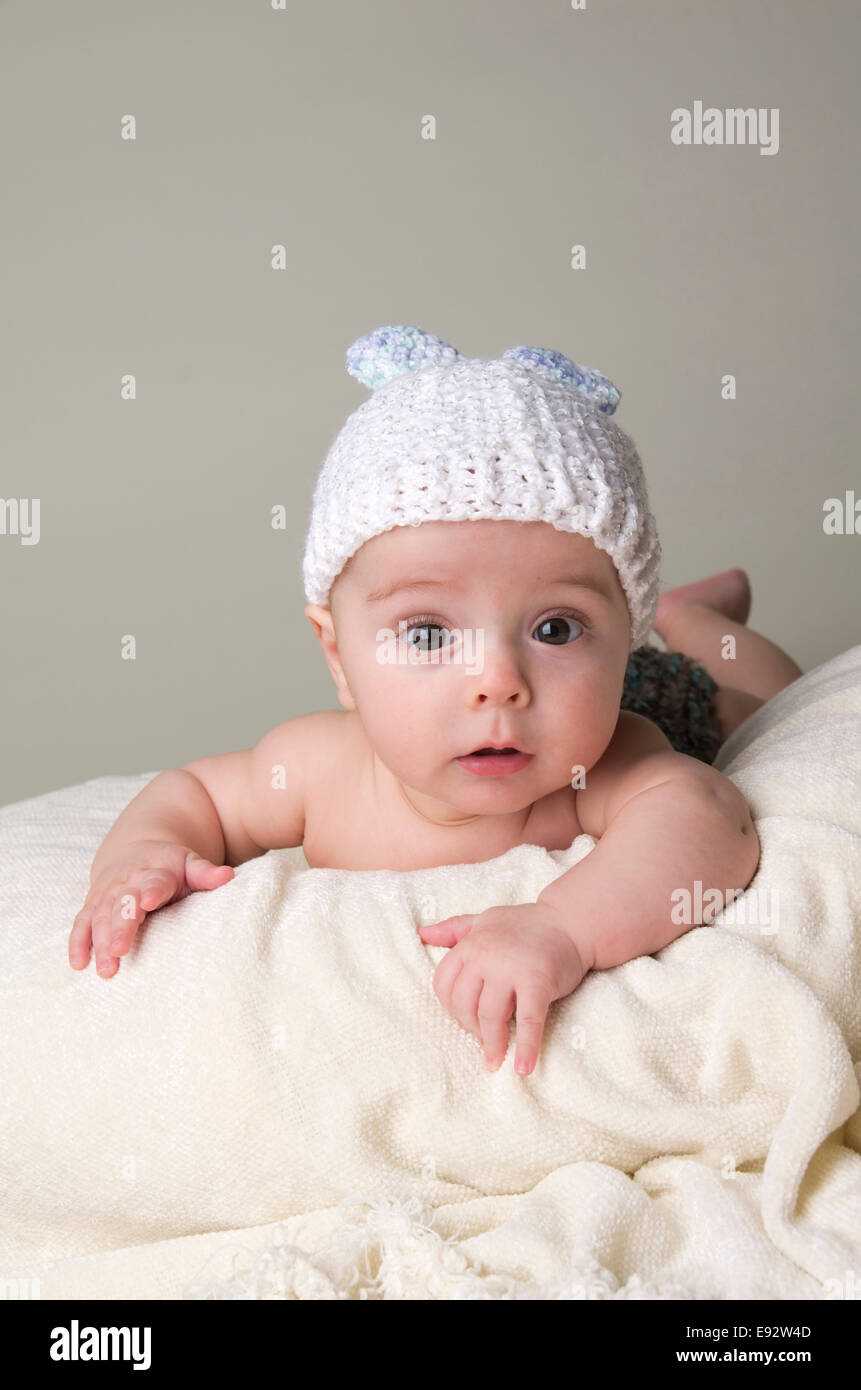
[559,685,622,768]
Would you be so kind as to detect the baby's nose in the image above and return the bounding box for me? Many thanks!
[470,657,530,706]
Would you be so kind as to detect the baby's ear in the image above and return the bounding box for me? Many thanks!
[303,603,332,644]
[303,605,356,710]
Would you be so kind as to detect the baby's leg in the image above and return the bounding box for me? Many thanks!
[652,568,804,741]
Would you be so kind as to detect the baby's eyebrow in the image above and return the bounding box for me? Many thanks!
[531,572,617,602]
[365,573,614,604]
[365,577,450,604]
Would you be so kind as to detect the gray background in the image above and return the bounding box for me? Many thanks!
[2,0,859,807]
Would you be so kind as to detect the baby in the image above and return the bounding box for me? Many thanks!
[68,326,802,1076]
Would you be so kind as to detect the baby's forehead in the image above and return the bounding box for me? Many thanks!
[336,519,620,604]
[360,519,607,570]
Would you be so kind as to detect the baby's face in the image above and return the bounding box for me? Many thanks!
[307,520,631,819]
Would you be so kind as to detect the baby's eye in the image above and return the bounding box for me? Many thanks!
[402,621,454,653]
[533,614,585,645]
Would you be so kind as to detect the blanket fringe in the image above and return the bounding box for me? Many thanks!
[180,1194,707,1301]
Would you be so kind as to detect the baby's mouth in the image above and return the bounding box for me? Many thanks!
[469,746,520,756]
[456,738,533,778]
[456,744,533,776]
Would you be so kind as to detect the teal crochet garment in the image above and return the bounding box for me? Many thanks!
[620,646,721,765]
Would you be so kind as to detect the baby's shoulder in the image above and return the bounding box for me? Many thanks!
[248,709,358,802]
[263,709,356,772]
[240,710,358,855]
[576,710,682,839]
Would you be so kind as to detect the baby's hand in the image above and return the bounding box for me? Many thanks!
[68,841,234,977]
[418,902,587,1076]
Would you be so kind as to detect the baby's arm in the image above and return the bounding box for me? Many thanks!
[69,716,312,975]
[536,711,761,971]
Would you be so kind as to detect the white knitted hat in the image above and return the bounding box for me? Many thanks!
[302,326,661,650]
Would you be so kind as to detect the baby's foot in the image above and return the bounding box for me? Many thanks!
[655,567,751,629]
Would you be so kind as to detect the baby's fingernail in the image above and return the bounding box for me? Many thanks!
[515,1058,530,1075]
[484,1056,501,1071]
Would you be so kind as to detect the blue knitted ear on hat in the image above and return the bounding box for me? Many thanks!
[346,325,463,391]
[345,327,621,415]
[502,346,621,415]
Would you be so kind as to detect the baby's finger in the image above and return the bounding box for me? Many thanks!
[109,888,147,956]
[184,853,234,891]
[450,966,484,1042]
[68,906,94,969]
[432,949,464,1015]
[418,914,474,947]
[477,981,515,1069]
[138,870,180,911]
[513,983,550,1076]
[91,901,121,977]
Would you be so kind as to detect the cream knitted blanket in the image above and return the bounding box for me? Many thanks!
[2,646,860,1300]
